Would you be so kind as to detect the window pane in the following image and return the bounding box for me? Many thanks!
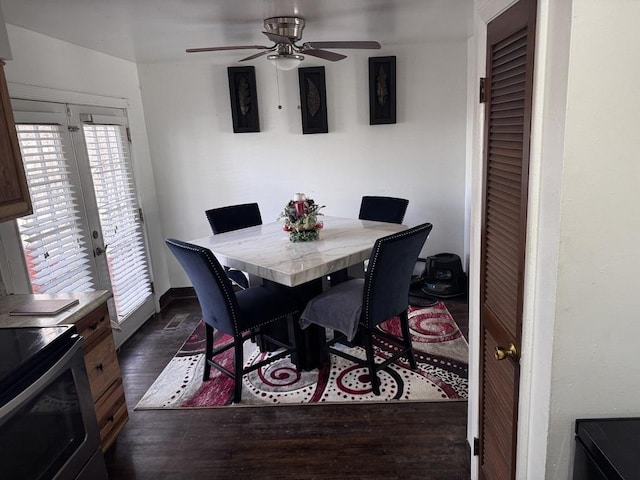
[15,124,94,293]
[83,124,151,321]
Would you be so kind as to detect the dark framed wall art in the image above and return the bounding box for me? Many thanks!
[227,66,260,133]
[369,56,396,125]
[298,66,328,134]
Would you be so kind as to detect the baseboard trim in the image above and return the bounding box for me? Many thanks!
[159,287,196,311]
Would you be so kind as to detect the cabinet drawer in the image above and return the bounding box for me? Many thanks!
[95,378,128,451]
[84,333,121,401]
[75,302,111,350]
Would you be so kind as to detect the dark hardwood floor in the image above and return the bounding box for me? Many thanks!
[104,296,471,480]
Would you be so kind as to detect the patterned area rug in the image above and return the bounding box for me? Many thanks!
[135,301,468,409]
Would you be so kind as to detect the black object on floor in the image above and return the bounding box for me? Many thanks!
[408,281,439,307]
[421,253,466,298]
[574,417,640,480]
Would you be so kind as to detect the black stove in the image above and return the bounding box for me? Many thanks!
[0,325,76,406]
[0,323,108,479]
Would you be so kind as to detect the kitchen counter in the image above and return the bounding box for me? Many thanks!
[0,290,128,451]
[0,291,112,328]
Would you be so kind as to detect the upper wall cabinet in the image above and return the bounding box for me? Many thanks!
[0,61,31,222]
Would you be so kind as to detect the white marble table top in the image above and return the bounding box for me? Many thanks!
[188,216,406,287]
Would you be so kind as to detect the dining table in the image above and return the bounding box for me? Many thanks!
[188,216,407,370]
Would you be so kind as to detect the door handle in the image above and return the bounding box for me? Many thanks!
[495,343,518,361]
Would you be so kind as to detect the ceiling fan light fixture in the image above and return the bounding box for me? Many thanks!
[187,16,381,66]
[268,54,304,71]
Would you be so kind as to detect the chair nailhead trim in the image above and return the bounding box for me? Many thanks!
[362,223,432,328]
[239,311,298,334]
[167,239,298,335]
[167,240,241,333]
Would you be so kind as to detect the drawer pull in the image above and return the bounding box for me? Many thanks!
[107,415,115,423]
[89,321,99,330]
[96,363,104,372]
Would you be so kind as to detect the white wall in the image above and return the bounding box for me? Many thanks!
[1,25,170,306]
[543,0,640,477]
[0,11,470,305]
[138,42,470,286]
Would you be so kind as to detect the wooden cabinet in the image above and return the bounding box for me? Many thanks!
[0,60,32,222]
[75,301,128,451]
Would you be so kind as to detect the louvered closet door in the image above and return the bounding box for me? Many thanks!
[479,1,536,479]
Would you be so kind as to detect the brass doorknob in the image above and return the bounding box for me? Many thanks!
[495,343,518,360]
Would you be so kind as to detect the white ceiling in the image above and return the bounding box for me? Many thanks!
[0,0,472,64]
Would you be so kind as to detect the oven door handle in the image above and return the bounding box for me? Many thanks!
[0,335,84,423]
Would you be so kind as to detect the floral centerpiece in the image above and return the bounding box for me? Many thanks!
[278,193,325,242]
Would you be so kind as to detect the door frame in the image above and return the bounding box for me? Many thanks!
[467,0,570,478]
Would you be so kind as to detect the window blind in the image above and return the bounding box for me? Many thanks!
[83,124,151,321]
[15,124,95,293]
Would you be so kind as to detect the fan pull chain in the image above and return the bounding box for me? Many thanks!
[275,64,282,110]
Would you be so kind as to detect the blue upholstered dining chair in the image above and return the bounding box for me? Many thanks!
[166,238,298,403]
[331,196,410,286]
[358,195,409,224]
[205,202,262,289]
[301,223,433,395]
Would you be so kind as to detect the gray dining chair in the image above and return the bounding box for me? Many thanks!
[205,202,262,289]
[300,223,433,395]
[166,238,298,403]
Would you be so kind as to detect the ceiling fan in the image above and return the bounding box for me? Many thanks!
[186,16,381,70]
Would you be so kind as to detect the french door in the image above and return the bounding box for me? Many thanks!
[5,99,154,338]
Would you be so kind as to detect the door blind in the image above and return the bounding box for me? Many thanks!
[82,123,151,321]
[15,124,95,293]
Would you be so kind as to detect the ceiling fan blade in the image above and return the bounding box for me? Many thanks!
[186,45,270,53]
[302,41,381,50]
[238,50,272,62]
[301,49,347,62]
[262,31,293,45]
